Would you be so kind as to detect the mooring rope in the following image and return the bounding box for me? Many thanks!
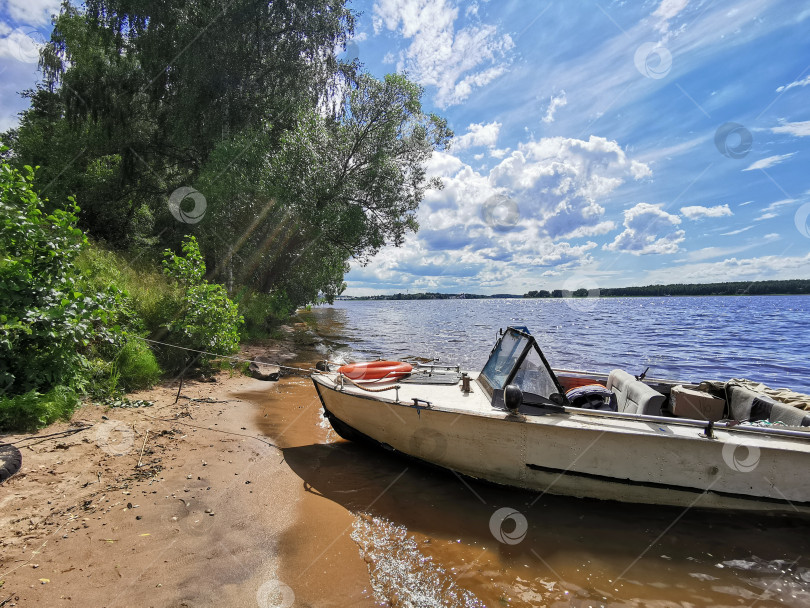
[135,336,318,374]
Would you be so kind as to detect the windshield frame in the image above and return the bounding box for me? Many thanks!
[477,327,564,400]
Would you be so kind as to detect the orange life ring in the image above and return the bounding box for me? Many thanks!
[337,361,413,381]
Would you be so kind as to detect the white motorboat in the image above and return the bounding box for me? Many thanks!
[311,327,810,514]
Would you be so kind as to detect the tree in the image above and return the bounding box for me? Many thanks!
[195,73,451,306]
[5,0,450,312]
[9,0,356,249]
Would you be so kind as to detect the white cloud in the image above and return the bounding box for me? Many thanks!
[345,134,651,293]
[3,0,60,26]
[0,27,46,63]
[681,243,758,262]
[761,198,798,213]
[542,90,567,124]
[742,153,796,171]
[720,225,753,236]
[453,120,501,150]
[771,120,810,137]
[653,0,690,33]
[559,221,617,239]
[382,51,395,64]
[776,75,810,93]
[680,204,733,220]
[604,203,685,255]
[488,135,652,238]
[753,198,798,221]
[643,253,810,285]
[372,0,514,107]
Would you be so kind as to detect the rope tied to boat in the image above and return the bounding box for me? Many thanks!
[135,337,318,374]
[336,374,401,394]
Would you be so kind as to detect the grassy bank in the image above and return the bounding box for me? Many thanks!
[0,162,289,432]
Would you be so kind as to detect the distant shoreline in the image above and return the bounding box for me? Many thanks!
[340,279,810,300]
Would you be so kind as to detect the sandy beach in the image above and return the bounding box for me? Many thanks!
[0,334,377,608]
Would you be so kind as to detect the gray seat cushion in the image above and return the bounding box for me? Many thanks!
[607,369,666,416]
[726,383,810,427]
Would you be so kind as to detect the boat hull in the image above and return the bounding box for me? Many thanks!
[313,376,810,515]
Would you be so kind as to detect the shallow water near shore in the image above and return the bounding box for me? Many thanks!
[254,298,810,607]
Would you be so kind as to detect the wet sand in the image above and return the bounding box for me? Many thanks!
[3,335,810,607]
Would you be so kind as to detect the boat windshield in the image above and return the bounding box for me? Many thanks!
[511,346,560,401]
[480,328,563,401]
[480,330,529,389]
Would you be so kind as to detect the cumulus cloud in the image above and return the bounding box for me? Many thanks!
[3,0,60,25]
[559,221,617,239]
[742,153,796,171]
[372,0,514,107]
[489,135,651,238]
[680,204,733,220]
[453,120,501,150]
[346,133,651,293]
[542,90,567,124]
[771,120,810,137]
[0,27,46,63]
[604,203,685,255]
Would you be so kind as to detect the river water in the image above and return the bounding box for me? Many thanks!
[304,295,810,393]
[277,296,810,607]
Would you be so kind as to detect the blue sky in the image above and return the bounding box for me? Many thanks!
[2,0,809,295]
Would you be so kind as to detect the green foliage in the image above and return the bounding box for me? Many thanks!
[195,73,451,310]
[0,159,121,400]
[8,0,356,251]
[0,386,79,432]
[5,1,451,315]
[115,338,162,390]
[235,290,295,341]
[160,237,243,370]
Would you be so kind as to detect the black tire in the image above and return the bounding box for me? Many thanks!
[0,443,22,483]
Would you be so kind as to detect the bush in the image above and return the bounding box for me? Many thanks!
[0,386,79,432]
[160,237,243,371]
[0,159,120,403]
[116,338,161,390]
[235,289,294,341]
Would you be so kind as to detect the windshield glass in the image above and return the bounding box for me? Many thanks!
[511,347,560,400]
[480,330,529,390]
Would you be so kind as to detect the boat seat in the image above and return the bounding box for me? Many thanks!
[726,383,810,427]
[607,369,666,416]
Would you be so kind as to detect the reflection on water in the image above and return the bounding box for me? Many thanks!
[263,299,810,607]
[303,296,810,392]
